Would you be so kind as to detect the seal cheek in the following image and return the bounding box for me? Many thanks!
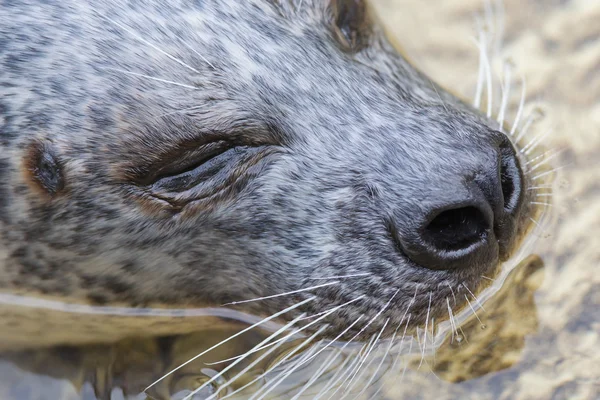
[22,140,65,199]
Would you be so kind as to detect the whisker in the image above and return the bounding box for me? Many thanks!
[482,32,494,118]
[527,184,554,190]
[481,275,495,281]
[143,297,314,392]
[532,165,568,180]
[250,338,324,400]
[100,68,197,89]
[103,16,200,73]
[510,73,526,136]
[289,316,368,400]
[464,295,485,329]
[322,289,400,399]
[222,281,339,306]
[522,128,553,155]
[529,148,566,171]
[216,325,328,400]
[430,79,449,114]
[418,292,433,368]
[182,313,309,400]
[458,325,470,344]
[341,318,390,397]
[492,0,505,56]
[462,285,486,311]
[314,343,366,400]
[446,298,457,344]
[207,295,365,366]
[446,282,457,305]
[535,193,553,198]
[320,337,376,400]
[400,336,414,380]
[530,201,552,207]
[528,216,549,235]
[291,315,366,370]
[180,40,216,70]
[430,317,436,364]
[515,107,543,143]
[348,320,400,400]
[390,314,412,372]
[290,346,344,400]
[497,60,512,131]
[473,30,486,108]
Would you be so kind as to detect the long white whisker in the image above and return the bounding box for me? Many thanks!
[183,313,308,400]
[216,325,328,400]
[497,61,512,131]
[143,297,314,392]
[207,295,364,366]
[349,320,400,400]
[527,184,554,190]
[462,285,486,311]
[529,149,565,171]
[473,29,486,108]
[418,292,433,368]
[103,16,200,74]
[529,216,547,234]
[515,108,543,143]
[222,281,339,305]
[464,295,485,328]
[530,201,552,207]
[446,297,457,344]
[291,315,366,370]
[482,34,493,118]
[322,289,399,400]
[290,346,344,400]
[289,316,367,400]
[493,0,505,57]
[522,128,553,155]
[251,337,324,400]
[510,74,526,136]
[430,79,449,114]
[100,68,197,89]
[323,335,377,400]
[532,165,568,180]
[341,318,390,397]
[180,40,216,70]
[218,295,366,399]
[446,283,457,305]
[313,344,366,400]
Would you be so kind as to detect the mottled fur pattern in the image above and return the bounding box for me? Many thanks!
[0,0,533,339]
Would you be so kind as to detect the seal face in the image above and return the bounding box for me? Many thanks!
[0,0,535,339]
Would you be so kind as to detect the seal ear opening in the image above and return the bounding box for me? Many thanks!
[23,140,65,198]
[329,0,372,52]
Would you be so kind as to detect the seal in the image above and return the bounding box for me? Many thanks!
[0,0,541,346]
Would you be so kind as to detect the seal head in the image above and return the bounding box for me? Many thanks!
[0,0,532,338]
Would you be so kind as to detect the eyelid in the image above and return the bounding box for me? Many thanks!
[148,140,233,184]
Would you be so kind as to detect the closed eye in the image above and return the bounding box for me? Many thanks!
[148,140,238,192]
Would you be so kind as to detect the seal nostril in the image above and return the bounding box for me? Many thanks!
[424,206,488,251]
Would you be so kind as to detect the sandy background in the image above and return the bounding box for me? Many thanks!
[371,0,600,399]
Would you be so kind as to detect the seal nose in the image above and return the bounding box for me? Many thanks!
[398,136,524,270]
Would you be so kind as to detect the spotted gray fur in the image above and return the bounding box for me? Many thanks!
[0,0,534,340]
